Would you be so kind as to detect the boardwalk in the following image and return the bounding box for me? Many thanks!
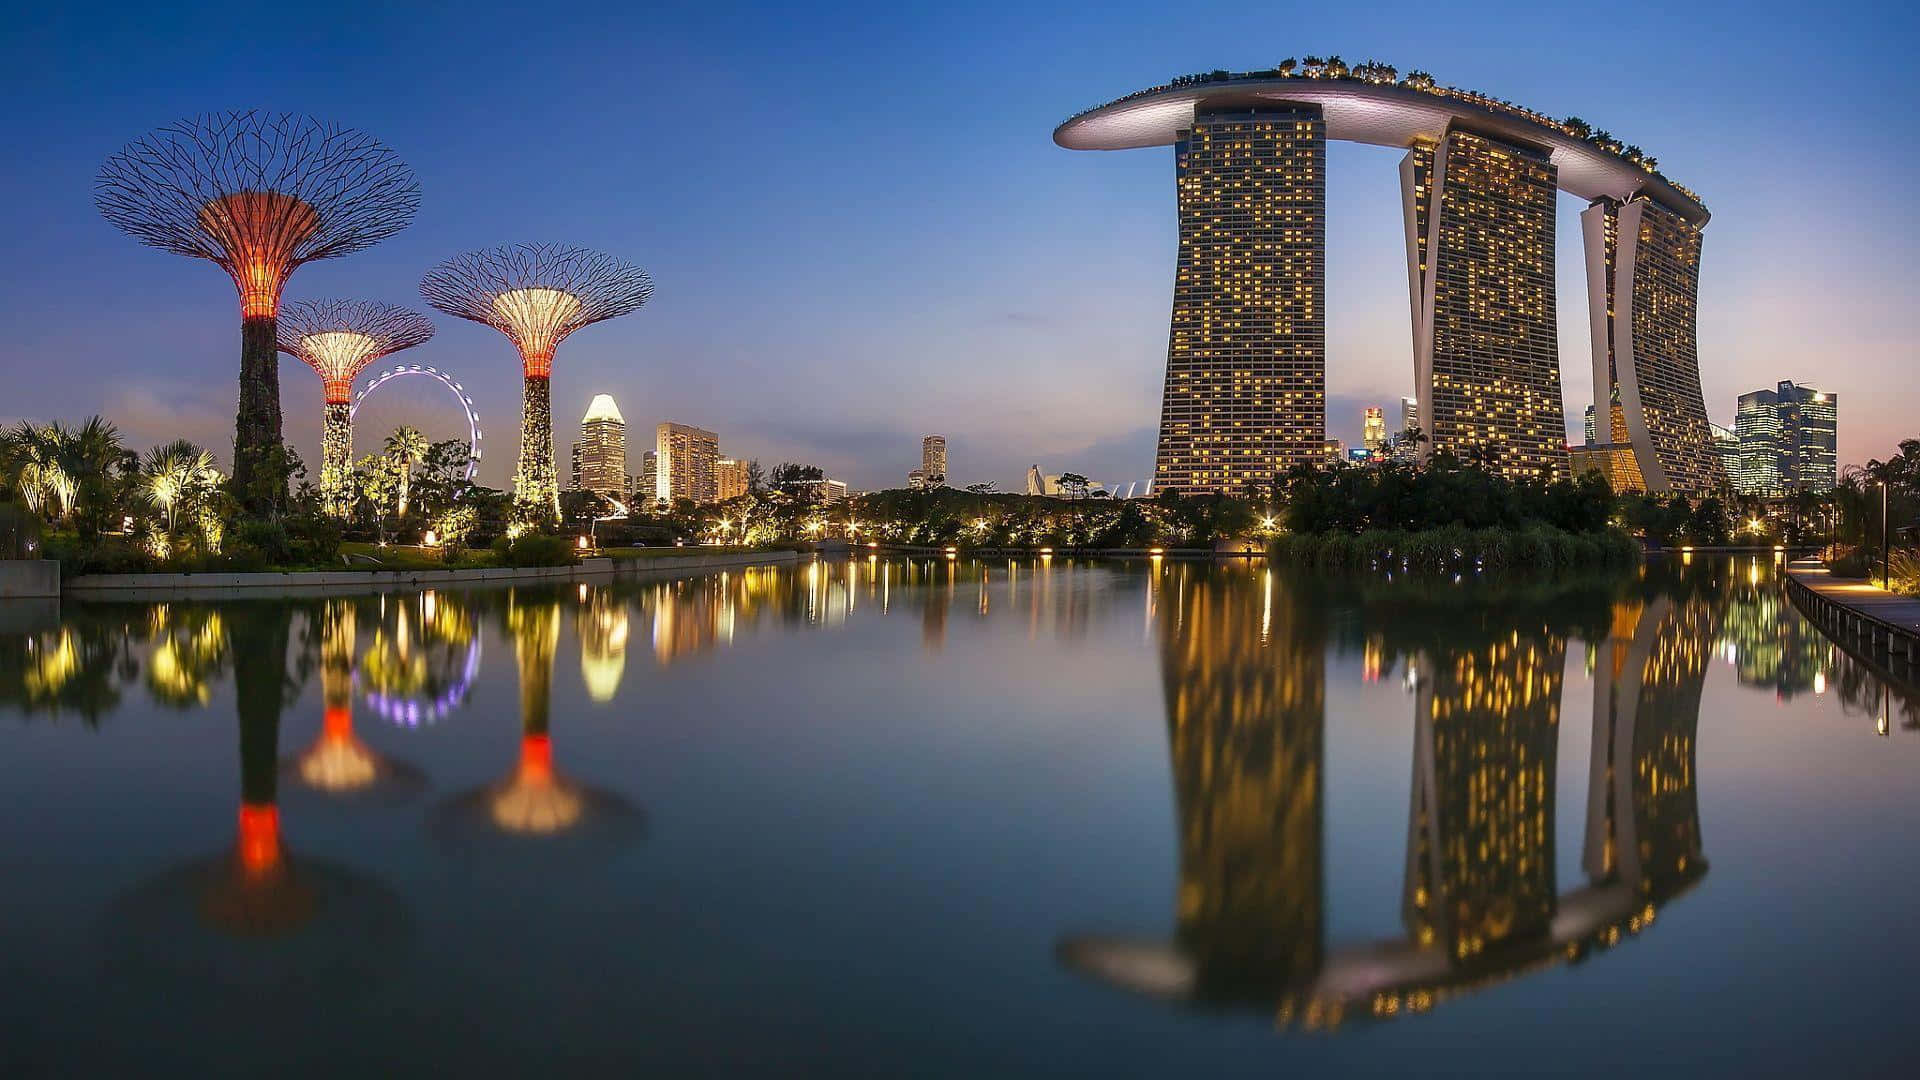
[1785,558,1920,666]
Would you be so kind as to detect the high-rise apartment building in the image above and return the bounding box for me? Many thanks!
[715,458,750,501]
[575,394,627,499]
[655,422,719,504]
[921,435,948,487]
[636,451,658,507]
[1404,129,1564,480]
[1155,106,1326,495]
[1734,382,1837,494]
[1363,407,1387,454]
[1581,196,1721,495]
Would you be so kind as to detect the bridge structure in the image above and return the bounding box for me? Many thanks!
[1056,64,1722,499]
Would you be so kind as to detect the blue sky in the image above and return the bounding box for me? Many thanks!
[0,0,1913,491]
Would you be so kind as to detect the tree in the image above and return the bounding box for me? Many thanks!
[384,425,429,520]
[355,454,400,543]
[770,462,825,500]
[746,459,765,494]
[1056,472,1090,501]
[965,482,997,494]
[140,439,225,558]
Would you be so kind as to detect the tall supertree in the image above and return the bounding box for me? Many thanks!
[419,244,652,523]
[96,111,419,500]
[276,300,435,517]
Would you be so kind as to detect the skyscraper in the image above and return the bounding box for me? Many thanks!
[715,457,750,501]
[637,451,658,506]
[1405,129,1563,480]
[1363,407,1387,454]
[1710,423,1739,485]
[655,422,719,504]
[1154,106,1326,495]
[575,394,627,499]
[1026,464,1045,496]
[1584,405,1597,447]
[1582,196,1722,495]
[1734,382,1837,494]
[921,435,948,487]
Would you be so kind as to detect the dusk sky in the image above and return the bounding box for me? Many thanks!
[1,1,1912,492]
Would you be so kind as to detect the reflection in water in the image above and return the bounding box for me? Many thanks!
[361,589,480,727]
[102,603,410,997]
[283,599,427,803]
[430,591,643,864]
[577,589,630,703]
[1061,564,1720,1028]
[147,606,230,707]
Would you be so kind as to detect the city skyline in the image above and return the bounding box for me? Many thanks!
[1,3,1913,493]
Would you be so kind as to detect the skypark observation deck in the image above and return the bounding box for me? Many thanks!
[1057,70,1722,499]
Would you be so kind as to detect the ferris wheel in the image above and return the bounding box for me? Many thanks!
[350,363,483,481]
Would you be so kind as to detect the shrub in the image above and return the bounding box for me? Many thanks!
[495,532,577,568]
[284,514,343,565]
[232,520,293,565]
[0,502,42,559]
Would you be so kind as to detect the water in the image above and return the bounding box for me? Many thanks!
[1,555,1915,1076]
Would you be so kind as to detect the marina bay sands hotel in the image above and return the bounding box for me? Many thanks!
[1056,62,1724,496]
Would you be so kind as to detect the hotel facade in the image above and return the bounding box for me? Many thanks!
[1057,64,1719,496]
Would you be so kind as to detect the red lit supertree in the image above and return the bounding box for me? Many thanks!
[419,244,652,523]
[96,112,419,500]
[276,300,435,517]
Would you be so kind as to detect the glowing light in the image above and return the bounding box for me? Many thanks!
[577,535,590,550]
[1039,547,1054,555]
[491,287,582,377]
[1261,516,1277,529]
[491,735,583,833]
[236,803,283,876]
[1814,670,1826,695]
[197,190,318,317]
[1149,547,1166,556]
[298,330,381,402]
[423,529,438,547]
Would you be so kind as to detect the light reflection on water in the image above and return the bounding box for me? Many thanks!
[0,555,1914,1075]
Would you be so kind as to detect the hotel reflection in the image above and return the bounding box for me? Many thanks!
[1060,567,1715,1027]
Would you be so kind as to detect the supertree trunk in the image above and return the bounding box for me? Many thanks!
[233,313,285,500]
[321,401,354,518]
[515,374,558,523]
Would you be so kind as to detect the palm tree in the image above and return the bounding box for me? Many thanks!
[3,422,74,520]
[384,426,428,521]
[141,440,223,557]
[55,416,126,541]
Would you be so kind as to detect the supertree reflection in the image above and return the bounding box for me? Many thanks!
[360,589,480,727]
[283,599,426,802]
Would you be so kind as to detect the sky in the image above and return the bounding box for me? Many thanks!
[0,0,1913,493]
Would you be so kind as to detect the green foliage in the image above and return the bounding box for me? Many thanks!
[490,532,576,567]
[1270,525,1637,575]
[0,502,42,558]
[1283,459,1616,535]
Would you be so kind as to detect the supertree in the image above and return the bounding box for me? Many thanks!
[96,111,419,500]
[419,244,652,523]
[276,300,435,517]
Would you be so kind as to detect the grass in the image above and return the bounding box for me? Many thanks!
[336,541,501,571]
[601,544,770,560]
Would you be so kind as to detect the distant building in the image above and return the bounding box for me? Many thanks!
[794,478,849,505]
[1323,438,1345,464]
[636,451,658,507]
[921,435,948,487]
[1043,474,1106,498]
[568,442,583,491]
[656,422,719,504]
[576,394,627,499]
[1711,423,1739,486]
[1734,382,1837,494]
[1568,443,1645,494]
[716,458,750,501]
[1347,446,1374,464]
[1401,396,1419,436]
[907,468,926,490]
[1026,464,1045,496]
[1583,405,1597,447]
[1363,407,1386,454]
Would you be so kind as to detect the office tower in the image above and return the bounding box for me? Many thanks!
[568,443,582,491]
[1710,423,1739,485]
[1148,105,1326,495]
[715,457,750,501]
[921,435,948,487]
[1584,405,1597,446]
[908,469,927,490]
[655,422,719,504]
[1322,438,1345,464]
[1404,129,1564,480]
[637,451,658,506]
[1581,196,1721,495]
[1363,407,1387,453]
[575,394,627,499]
[1734,381,1837,494]
[1026,464,1045,497]
[1401,396,1419,435]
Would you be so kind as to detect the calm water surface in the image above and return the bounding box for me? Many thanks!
[2,556,1916,1076]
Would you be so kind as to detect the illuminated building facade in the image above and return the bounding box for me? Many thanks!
[1711,423,1740,485]
[1152,106,1326,495]
[575,394,627,500]
[921,435,948,487]
[636,450,658,507]
[1581,196,1722,495]
[656,422,719,504]
[716,458,750,501]
[1406,629,1564,960]
[1404,129,1564,480]
[1363,407,1387,454]
[1734,381,1837,494]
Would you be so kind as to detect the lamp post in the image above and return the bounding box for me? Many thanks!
[1881,481,1890,590]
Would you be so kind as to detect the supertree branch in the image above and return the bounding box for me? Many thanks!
[420,244,651,522]
[96,111,420,318]
[95,110,419,502]
[277,299,436,404]
[418,243,653,377]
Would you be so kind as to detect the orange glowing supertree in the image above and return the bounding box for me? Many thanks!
[276,300,435,517]
[96,112,419,501]
[419,244,652,523]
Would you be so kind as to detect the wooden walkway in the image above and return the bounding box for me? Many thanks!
[1785,558,1920,669]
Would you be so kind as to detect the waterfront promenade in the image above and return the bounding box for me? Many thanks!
[1785,558,1920,667]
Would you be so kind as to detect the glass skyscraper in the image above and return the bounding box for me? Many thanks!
[1733,381,1837,493]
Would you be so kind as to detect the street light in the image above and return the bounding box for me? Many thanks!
[1881,481,1890,590]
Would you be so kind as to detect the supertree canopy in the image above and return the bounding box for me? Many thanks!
[276,300,435,517]
[96,111,419,499]
[420,244,652,522]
